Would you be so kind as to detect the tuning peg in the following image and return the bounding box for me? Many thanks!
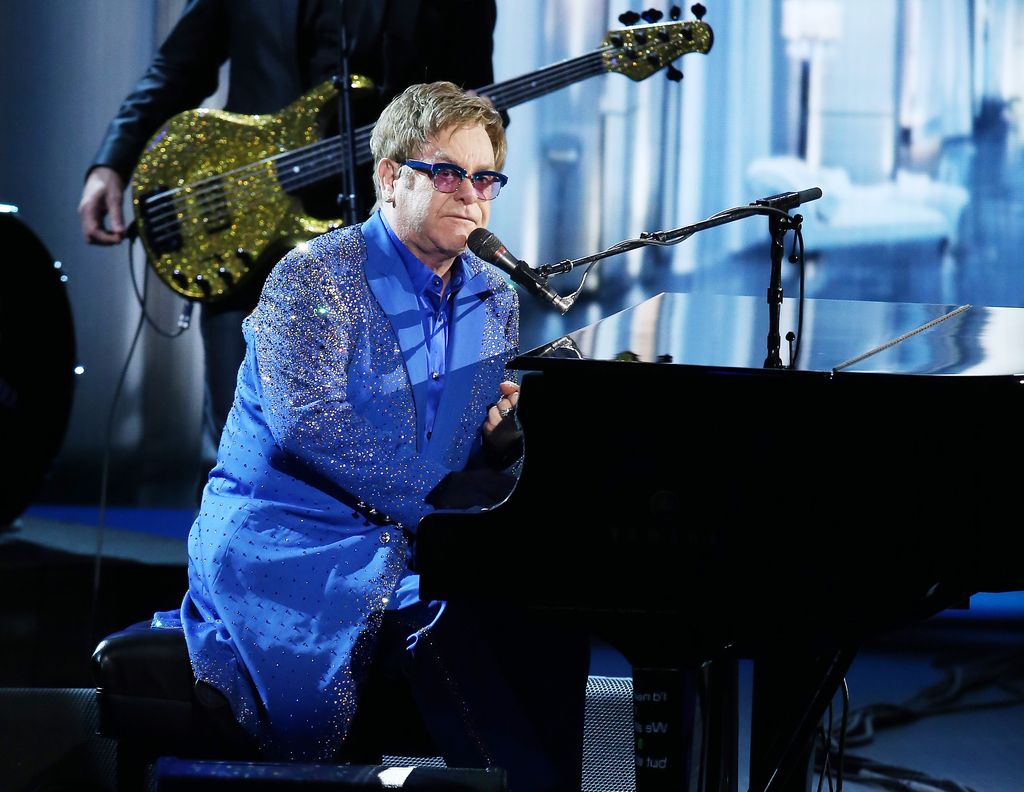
[666,64,684,82]
[691,3,706,19]
[641,8,664,22]
[669,5,682,19]
[618,10,642,25]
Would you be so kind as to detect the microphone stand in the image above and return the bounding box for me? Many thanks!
[764,210,793,369]
[537,189,819,369]
[334,0,361,226]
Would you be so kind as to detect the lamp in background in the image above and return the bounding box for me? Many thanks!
[782,0,842,167]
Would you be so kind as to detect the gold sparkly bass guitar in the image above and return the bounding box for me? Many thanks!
[132,18,713,302]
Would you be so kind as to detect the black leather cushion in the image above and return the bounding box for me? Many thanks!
[92,620,255,756]
[91,615,436,762]
[93,620,194,703]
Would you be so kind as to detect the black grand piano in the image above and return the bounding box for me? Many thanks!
[415,292,1024,791]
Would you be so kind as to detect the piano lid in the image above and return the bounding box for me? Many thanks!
[513,293,1024,377]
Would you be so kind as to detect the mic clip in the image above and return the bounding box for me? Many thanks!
[752,187,823,212]
[535,259,576,278]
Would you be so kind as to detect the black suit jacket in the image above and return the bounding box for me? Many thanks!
[91,0,499,182]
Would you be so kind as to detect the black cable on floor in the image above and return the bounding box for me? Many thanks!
[844,646,1024,747]
[813,646,1024,792]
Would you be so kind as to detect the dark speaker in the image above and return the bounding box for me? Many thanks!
[0,687,116,792]
[581,675,635,792]
[0,212,75,527]
[380,674,638,791]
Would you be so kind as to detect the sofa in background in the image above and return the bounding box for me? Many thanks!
[745,156,970,252]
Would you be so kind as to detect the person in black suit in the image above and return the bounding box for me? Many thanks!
[77,0,501,492]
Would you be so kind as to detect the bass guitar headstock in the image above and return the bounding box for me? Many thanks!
[602,4,713,82]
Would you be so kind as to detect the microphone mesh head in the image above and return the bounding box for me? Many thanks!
[467,227,502,262]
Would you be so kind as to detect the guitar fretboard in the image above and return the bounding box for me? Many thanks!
[273,48,611,193]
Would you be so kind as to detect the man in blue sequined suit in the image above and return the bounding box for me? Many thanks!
[78,0,502,502]
[175,82,590,790]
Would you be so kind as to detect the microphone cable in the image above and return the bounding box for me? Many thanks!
[814,676,849,792]
[125,224,195,338]
[816,697,836,792]
[787,214,807,369]
[86,235,194,650]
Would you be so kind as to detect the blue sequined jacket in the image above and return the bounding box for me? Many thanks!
[177,212,518,759]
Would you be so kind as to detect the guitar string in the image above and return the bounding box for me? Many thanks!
[143,70,625,247]
[141,28,706,234]
[141,45,613,206]
[141,43,691,238]
[141,52,660,246]
[139,51,612,237]
[144,41,700,247]
[141,128,373,232]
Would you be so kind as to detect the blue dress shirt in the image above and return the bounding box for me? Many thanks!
[381,214,465,450]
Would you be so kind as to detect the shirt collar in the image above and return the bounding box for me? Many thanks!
[380,211,465,298]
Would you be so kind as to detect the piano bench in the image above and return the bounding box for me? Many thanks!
[91,619,441,791]
[92,621,259,790]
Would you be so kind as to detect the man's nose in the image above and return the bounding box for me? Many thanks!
[454,175,479,202]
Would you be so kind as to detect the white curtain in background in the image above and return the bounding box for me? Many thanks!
[491,1,783,347]
[901,0,973,146]
[599,0,779,277]
[977,0,1024,103]
[491,0,780,301]
[490,0,610,272]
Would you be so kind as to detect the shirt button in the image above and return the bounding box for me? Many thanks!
[431,371,440,380]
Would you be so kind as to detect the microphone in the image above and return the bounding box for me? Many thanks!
[753,187,823,212]
[467,228,573,314]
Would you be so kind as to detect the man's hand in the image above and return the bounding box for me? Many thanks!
[78,166,127,244]
[483,380,523,468]
[483,380,519,436]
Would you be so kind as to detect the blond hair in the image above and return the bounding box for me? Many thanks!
[369,81,506,202]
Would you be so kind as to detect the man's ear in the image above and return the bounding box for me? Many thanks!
[377,158,397,203]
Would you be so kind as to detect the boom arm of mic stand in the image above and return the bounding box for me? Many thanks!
[533,201,801,332]
[536,203,782,279]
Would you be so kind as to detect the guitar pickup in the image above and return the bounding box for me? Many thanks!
[202,178,231,234]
